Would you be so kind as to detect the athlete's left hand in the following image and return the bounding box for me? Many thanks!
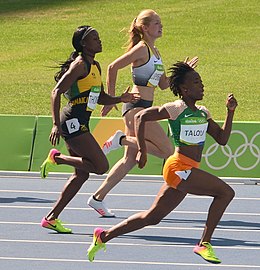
[226,93,238,111]
[184,56,199,69]
[120,86,140,103]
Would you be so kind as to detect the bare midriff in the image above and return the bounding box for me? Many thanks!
[131,85,156,101]
[175,145,204,162]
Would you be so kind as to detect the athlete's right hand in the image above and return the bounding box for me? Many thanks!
[101,104,118,117]
[49,125,61,146]
[136,150,147,169]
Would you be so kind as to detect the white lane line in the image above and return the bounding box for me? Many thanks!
[1,189,260,201]
[0,205,259,217]
[0,221,259,233]
[0,256,259,268]
[0,176,162,183]
[0,238,260,250]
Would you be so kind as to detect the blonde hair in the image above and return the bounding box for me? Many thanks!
[126,9,158,51]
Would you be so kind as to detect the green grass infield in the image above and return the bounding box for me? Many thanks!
[0,0,259,120]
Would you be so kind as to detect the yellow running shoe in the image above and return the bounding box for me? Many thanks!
[41,217,72,233]
[193,242,221,264]
[40,149,60,178]
[87,227,106,262]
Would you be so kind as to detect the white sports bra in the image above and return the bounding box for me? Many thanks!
[132,42,164,88]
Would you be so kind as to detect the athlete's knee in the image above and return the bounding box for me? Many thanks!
[220,184,235,202]
[225,185,235,200]
[95,160,109,175]
[82,156,109,175]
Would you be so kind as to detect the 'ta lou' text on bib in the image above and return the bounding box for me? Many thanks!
[147,64,164,87]
[87,86,101,111]
[180,117,208,145]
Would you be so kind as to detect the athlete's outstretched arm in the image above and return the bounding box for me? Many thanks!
[207,93,238,145]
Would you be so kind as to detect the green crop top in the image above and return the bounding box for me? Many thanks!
[162,100,211,146]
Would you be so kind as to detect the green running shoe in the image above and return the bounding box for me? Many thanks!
[40,149,60,178]
[193,242,221,264]
[87,227,106,262]
[41,217,72,233]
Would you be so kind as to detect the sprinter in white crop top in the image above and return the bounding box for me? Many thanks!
[87,9,198,221]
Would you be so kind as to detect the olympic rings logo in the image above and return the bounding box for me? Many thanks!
[202,130,260,170]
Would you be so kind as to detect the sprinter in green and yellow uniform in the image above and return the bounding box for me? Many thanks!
[39,25,139,234]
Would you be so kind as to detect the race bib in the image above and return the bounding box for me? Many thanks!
[87,86,101,111]
[147,64,164,87]
[65,118,80,134]
[180,117,208,145]
[175,170,192,180]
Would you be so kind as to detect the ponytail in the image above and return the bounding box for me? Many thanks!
[126,18,142,51]
[54,51,79,82]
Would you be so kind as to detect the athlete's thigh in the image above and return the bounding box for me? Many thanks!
[148,183,187,218]
[177,168,232,197]
[124,108,171,149]
[144,121,172,149]
[123,108,144,136]
[66,132,107,165]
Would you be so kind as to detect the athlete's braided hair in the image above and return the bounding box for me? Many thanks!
[54,25,92,82]
[168,62,194,97]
